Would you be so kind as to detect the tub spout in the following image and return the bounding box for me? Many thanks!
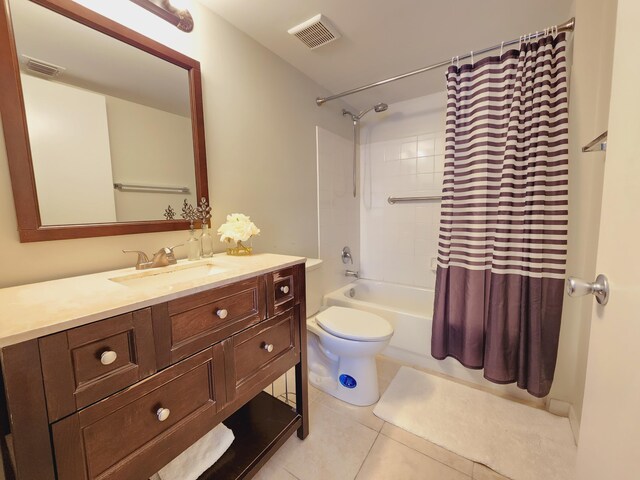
[345,269,359,279]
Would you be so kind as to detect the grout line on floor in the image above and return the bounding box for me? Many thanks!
[353,430,381,480]
[377,427,473,477]
[284,466,302,480]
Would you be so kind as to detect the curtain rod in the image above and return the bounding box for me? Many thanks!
[316,17,575,106]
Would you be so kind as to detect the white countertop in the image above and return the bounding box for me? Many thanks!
[0,253,305,348]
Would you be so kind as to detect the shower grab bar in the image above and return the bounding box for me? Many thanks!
[582,131,608,152]
[388,195,441,204]
[114,183,190,194]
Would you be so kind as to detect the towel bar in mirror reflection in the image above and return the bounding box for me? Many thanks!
[0,0,209,242]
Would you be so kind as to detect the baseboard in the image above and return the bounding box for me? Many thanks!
[547,398,571,416]
[568,404,580,444]
[547,398,580,444]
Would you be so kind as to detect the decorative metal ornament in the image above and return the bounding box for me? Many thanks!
[180,199,198,229]
[163,205,176,220]
[197,197,212,224]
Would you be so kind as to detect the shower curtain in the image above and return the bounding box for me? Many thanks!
[432,33,569,397]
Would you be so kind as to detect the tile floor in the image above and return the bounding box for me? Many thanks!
[255,357,510,480]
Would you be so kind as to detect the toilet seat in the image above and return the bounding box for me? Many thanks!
[315,306,393,342]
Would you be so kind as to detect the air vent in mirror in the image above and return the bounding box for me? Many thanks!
[21,55,65,78]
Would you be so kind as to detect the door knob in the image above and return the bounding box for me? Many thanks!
[566,274,610,305]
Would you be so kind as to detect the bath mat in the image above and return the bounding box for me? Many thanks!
[373,367,576,480]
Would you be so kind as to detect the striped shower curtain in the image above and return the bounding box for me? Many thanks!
[431,34,569,398]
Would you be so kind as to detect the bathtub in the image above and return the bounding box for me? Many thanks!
[323,279,545,404]
[324,280,433,359]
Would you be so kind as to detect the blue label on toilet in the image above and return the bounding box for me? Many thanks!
[339,374,357,389]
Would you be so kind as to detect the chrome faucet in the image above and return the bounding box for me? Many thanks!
[345,269,359,279]
[123,245,182,270]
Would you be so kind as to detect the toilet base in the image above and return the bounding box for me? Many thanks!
[308,334,381,406]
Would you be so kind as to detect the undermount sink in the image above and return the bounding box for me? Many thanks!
[109,261,227,288]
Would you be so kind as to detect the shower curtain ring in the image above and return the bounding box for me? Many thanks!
[470,51,474,67]
[500,41,504,56]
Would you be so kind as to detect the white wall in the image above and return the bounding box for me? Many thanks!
[360,92,446,288]
[21,73,117,225]
[316,126,360,295]
[106,96,197,222]
[0,0,351,288]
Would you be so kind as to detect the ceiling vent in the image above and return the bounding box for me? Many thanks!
[288,14,341,50]
[21,55,65,78]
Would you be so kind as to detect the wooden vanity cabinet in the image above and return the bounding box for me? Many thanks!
[0,262,308,480]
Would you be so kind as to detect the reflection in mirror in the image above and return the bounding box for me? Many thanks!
[10,0,196,226]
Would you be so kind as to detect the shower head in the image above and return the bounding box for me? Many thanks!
[343,102,390,122]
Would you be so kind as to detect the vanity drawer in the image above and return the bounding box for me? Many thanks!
[226,308,300,402]
[266,267,297,317]
[39,309,156,422]
[154,277,266,365]
[51,346,225,480]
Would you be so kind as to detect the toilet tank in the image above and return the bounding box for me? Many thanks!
[305,258,323,317]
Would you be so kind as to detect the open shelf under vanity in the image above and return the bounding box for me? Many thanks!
[199,392,301,479]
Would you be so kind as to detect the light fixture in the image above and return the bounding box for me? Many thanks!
[168,0,190,10]
[129,0,194,32]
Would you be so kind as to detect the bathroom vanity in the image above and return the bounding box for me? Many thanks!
[0,253,308,480]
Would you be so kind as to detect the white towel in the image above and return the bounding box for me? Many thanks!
[152,423,235,480]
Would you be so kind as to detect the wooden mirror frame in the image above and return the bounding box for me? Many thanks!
[0,0,208,242]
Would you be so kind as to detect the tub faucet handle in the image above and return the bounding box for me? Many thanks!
[341,246,353,264]
[345,269,359,279]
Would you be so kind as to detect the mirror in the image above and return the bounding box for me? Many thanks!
[0,0,208,241]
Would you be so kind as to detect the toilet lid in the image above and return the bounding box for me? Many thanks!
[316,306,393,342]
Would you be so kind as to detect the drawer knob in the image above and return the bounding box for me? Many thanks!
[100,350,118,366]
[216,309,228,319]
[156,407,171,422]
[262,342,274,353]
[280,285,290,294]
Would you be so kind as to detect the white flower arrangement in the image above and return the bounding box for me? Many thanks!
[217,213,260,244]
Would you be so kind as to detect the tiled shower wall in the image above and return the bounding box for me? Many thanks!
[316,126,360,295]
[360,92,446,288]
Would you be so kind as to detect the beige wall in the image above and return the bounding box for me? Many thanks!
[0,0,351,288]
[548,0,617,436]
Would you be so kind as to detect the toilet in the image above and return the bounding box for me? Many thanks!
[305,259,393,406]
